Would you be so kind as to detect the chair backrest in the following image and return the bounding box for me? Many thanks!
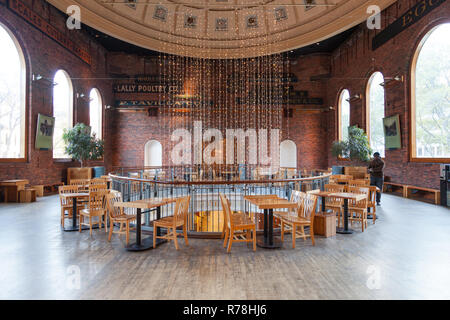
[105,192,123,219]
[70,179,89,185]
[367,186,377,204]
[171,197,185,226]
[293,191,307,217]
[89,184,108,193]
[59,185,79,194]
[174,196,190,226]
[348,186,369,207]
[349,179,369,187]
[325,184,345,192]
[301,193,318,220]
[59,185,79,206]
[219,193,233,230]
[88,191,106,211]
[90,178,107,185]
[70,179,90,192]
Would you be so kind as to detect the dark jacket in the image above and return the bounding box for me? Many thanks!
[368,157,385,178]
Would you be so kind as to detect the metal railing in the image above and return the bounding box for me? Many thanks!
[109,166,331,237]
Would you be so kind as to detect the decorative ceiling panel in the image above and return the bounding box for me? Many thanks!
[46,0,397,58]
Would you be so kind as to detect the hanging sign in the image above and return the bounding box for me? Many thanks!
[113,84,180,94]
[372,0,447,50]
[116,99,214,108]
[134,74,182,85]
[8,0,91,65]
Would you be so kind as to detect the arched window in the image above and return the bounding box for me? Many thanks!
[89,88,102,139]
[280,140,297,168]
[0,24,26,160]
[53,70,73,159]
[338,89,350,141]
[367,72,385,157]
[412,23,450,160]
[144,140,162,167]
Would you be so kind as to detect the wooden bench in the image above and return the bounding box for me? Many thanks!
[31,185,44,197]
[19,188,37,203]
[43,183,64,196]
[383,182,408,197]
[405,185,440,205]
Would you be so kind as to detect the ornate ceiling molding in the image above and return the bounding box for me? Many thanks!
[47,0,396,58]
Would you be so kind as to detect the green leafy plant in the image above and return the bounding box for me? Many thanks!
[62,123,104,167]
[331,126,373,162]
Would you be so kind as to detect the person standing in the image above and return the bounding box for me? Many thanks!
[368,152,385,205]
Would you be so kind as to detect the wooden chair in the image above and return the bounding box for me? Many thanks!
[153,196,190,250]
[220,196,250,239]
[105,192,136,245]
[89,184,108,192]
[274,190,304,221]
[367,185,378,223]
[348,186,369,232]
[280,193,318,248]
[69,179,90,192]
[349,179,370,187]
[220,193,256,253]
[59,185,80,228]
[90,178,108,186]
[324,184,345,227]
[79,189,107,236]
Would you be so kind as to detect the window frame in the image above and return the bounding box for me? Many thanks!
[89,88,103,140]
[365,71,386,158]
[0,21,28,163]
[410,20,450,164]
[337,89,350,142]
[52,69,74,161]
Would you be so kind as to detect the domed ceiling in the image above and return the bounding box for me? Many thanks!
[47,0,396,58]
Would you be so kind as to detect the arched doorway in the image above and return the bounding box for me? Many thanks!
[280,140,297,168]
[144,140,162,167]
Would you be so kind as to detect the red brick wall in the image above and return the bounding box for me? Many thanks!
[0,0,113,186]
[326,0,450,189]
[108,53,330,170]
[1,0,448,190]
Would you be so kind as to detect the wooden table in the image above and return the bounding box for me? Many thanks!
[244,195,297,249]
[114,198,177,251]
[314,191,366,234]
[0,180,29,203]
[60,192,89,231]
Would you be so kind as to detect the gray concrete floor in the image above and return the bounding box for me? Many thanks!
[0,194,449,300]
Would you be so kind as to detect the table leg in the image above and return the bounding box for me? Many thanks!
[73,198,77,229]
[268,209,273,245]
[257,208,282,249]
[263,209,268,239]
[64,196,91,232]
[136,208,142,245]
[336,198,353,234]
[126,206,166,251]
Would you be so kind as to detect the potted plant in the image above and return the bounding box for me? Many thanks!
[63,123,104,183]
[331,126,373,162]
